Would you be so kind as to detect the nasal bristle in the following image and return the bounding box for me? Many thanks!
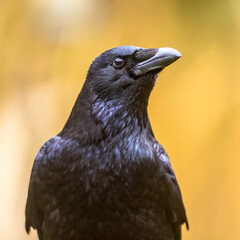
[135,48,158,61]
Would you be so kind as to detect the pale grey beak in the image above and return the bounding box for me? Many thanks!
[132,47,181,76]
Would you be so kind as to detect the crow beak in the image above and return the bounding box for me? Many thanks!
[132,48,181,76]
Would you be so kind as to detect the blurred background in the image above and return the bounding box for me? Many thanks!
[0,0,239,239]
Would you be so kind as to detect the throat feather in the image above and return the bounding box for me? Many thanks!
[92,98,148,137]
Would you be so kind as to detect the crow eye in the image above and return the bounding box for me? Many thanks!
[113,57,125,69]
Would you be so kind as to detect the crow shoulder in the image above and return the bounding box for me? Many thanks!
[152,141,189,237]
[25,136,79,238]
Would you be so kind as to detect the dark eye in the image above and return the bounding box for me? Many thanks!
[113,57,125,69]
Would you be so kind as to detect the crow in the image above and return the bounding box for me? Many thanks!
[25,46,188,240]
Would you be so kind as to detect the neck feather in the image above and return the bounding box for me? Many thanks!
[60,91,152,144]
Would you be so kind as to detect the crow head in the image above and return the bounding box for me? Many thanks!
[86,46,181,104]
[61,46,181,139]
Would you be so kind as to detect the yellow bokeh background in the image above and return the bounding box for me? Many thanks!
[0,0,239,239]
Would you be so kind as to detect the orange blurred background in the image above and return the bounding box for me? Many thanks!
[0,0,239,239]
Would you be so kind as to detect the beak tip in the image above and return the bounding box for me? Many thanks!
[158,47,182,59]
[175,51,182,59]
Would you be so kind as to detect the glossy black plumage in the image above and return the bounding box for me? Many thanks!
[25,46,188,240]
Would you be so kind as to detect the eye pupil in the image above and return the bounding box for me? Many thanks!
[113,57,124,68]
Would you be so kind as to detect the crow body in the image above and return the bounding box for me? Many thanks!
[25,46,188,240]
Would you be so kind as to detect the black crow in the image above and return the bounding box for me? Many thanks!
[25,46,188,240]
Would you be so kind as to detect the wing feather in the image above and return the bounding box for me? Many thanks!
[153,141,189,237]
